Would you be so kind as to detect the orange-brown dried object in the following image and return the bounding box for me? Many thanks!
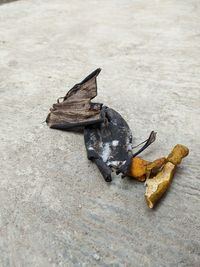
[146,157,166,179]
[128,156,166,181]
[145,162,176,208]
[128,157,149,181]
[167,144,189,165]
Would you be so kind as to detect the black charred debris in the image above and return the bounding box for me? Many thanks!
[46,69,156,182]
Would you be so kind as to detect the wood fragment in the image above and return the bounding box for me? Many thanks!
[146,157,166,179]
[167,144,189,165]
[46,68,103,130]
[145,162,176,208]
[128,157,166,181]
[128,157,150,181]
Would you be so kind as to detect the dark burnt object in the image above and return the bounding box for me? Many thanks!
[46,69,156,182]
[46,69,103,130]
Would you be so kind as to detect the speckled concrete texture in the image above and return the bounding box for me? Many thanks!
[0,0,200,266]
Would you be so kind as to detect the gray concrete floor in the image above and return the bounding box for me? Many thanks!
[0,0,200,266]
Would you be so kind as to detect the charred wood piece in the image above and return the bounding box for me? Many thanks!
[46,69,156,181]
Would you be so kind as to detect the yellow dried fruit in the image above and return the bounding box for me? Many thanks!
[145,162,176,208]
[128,157,149,181]
[167,144,189,165]
[146,157,166,179]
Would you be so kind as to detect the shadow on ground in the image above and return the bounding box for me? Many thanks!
[0,0,18,6]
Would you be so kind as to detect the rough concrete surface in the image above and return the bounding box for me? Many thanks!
[0,0,200,266]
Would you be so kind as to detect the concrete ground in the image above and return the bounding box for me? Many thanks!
[0,0,200,266]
